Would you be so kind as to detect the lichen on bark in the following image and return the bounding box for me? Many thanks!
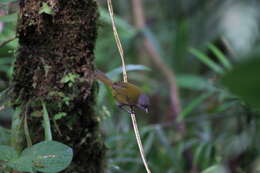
[12,0,106,172]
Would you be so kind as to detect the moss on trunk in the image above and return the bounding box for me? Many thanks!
[12,0,106,172]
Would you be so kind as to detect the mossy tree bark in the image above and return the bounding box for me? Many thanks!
[12,0,105,172]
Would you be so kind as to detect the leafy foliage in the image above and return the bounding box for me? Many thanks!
[39,2,54,15]
[1,141,73,173]
[189,48,225,74]
[1,0,260,173]
[61,73,80,87]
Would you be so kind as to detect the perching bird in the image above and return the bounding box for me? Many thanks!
[94,70,150,113]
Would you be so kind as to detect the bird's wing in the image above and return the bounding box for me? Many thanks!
[112,82,140,105]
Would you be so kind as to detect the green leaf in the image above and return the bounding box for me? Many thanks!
[39,2,54,15]
[7,154,34,172]
[107,64,151,78]
[222,56,260,108]
[0,145,18,162]
[194,143,207,165]
[0,13,18,22]
[53,112,67,120]
[179,92,213,120]
[202,164,228,173]
[189,48,224,74]
[8,141,73,173]
[0,126,11,145]
[11,108,23,152]
[60,73,79,84]
[207,43,232,70]
[0,57,13,65]
[176,74,215,91]
[0,0,17,4]
[30,141,73,172]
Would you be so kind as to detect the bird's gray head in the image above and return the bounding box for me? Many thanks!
[137,94,150,113]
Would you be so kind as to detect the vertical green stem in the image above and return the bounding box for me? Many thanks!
[42,101,52,141]
[11,107,23,152]
[24,111,32,147]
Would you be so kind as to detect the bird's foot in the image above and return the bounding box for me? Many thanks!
[118,104,135,114]
[130,106,135,114]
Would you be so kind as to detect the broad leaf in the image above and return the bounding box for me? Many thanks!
[222,56,260,108]
[7,154,34,172]
[8,141,73,173]
[27,141,73,172]
[0,145,18,162]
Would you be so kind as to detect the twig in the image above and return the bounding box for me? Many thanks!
[53,119,62,136]
[221,36,237,58]
[144,39,182,120]
[0,36,16,48]
[131,113,151,173]
[107,0,127,82]
[131,0,198,171]
[107,0,151,172]
[131,0,182,122]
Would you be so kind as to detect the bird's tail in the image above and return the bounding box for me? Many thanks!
[94,70,113,87]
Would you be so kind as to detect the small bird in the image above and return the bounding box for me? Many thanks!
[94,70,150,114]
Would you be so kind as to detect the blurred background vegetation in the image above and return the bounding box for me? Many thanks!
[1,0,260,172]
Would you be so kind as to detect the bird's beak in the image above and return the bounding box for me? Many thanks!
[145,108,149,113]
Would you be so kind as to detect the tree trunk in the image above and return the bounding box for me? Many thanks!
[12,0,105,172]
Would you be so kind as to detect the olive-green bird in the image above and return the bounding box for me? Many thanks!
[94,70,150,113]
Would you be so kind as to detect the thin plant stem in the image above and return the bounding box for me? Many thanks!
[11,107,23,152]
[24,105,32,147]
[106,0,151,172]
[0,36,16,48]
[0,105,4,112]
[131,113,151,173]
[131,0,182,122]
[107,0,127,83]
[53,119,62,136]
